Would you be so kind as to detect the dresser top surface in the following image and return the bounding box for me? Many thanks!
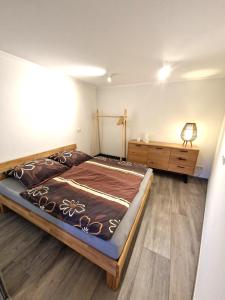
[129,139,199,151]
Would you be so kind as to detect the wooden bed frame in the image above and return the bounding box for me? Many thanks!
[0,144,153,289]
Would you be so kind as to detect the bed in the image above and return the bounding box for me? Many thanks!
[0,144,153,289]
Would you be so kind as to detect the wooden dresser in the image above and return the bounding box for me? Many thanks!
[127,140,199,180]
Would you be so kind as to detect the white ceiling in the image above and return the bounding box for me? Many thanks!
[0,0,225,86]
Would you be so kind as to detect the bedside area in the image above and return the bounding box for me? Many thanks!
[127,140,199,182]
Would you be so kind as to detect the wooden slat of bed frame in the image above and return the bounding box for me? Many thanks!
[0,144,76,178]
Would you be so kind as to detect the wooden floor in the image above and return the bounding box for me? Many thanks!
[0,173,207,300]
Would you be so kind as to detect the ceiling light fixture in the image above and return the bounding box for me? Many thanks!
[107,74,112,83]
[182,69,220,80]
[68,65,106,78]
[158,64,172,81]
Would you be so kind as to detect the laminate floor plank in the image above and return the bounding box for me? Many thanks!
[0,213,17,228]
[117,194,152,300]
[144,193,171,259]
[0,174,207,300]
[19,249,101,300]
[23,247,83,300]
[186,194,205,243]
[0,224,44,270]
[171,177,207,217]
[91,272,119,300]
[3,234,63,298]
[0,214,34,247]
[129,248,170,300]
[169,213,200,300]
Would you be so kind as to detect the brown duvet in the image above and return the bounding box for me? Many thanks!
[20,157,148,240]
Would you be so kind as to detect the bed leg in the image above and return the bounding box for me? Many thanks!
[0,203,4,214]
[0,203,9,214]
[106,271,121,290]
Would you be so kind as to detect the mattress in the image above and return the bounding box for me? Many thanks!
[0,168,152,259]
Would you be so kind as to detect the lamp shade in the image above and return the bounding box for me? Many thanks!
[181,123,197,147]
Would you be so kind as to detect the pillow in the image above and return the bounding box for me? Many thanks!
[6,158,68,188]
[49,150,92,167]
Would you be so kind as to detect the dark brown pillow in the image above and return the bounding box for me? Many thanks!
[6,158,68,188]
[49,150,92,167]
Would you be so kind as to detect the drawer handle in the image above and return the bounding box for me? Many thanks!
[180,150,188,153]
[156,147,163,150]
[135,144,141,147]
[177,166,184,168]
[178,157,186,161]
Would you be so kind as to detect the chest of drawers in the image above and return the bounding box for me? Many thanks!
[127,140,199,179]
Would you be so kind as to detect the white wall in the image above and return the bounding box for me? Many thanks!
[0,51,97,162]
[97,79,225,178]
[193,114,225,300]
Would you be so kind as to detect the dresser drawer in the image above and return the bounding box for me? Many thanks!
[149,145,170,156]
[128,143,149,155]
[127,154,147,165]
[147,146,170,170]
[168,163,194,175]
[170,148,198,161]
[148,147,170,160]
[147,160,169,171]
[169,155,196,167]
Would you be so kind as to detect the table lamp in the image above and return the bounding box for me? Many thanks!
[181,123,197,147]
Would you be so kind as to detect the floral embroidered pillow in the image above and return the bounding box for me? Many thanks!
[6,158,68,188]
[49,150,92,168]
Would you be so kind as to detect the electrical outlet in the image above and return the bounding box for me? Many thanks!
[77,128,82,133]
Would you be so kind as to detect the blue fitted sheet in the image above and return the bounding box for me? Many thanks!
[0,169,152,259]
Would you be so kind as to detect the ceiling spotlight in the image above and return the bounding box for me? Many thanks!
[158,64,172,81]
[107,74,112,83]
[182,69,220,80]
[68,65,106,78]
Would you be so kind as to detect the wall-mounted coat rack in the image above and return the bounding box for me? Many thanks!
[96,109,127,160]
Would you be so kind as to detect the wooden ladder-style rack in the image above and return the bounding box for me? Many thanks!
[96,109,127,160]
